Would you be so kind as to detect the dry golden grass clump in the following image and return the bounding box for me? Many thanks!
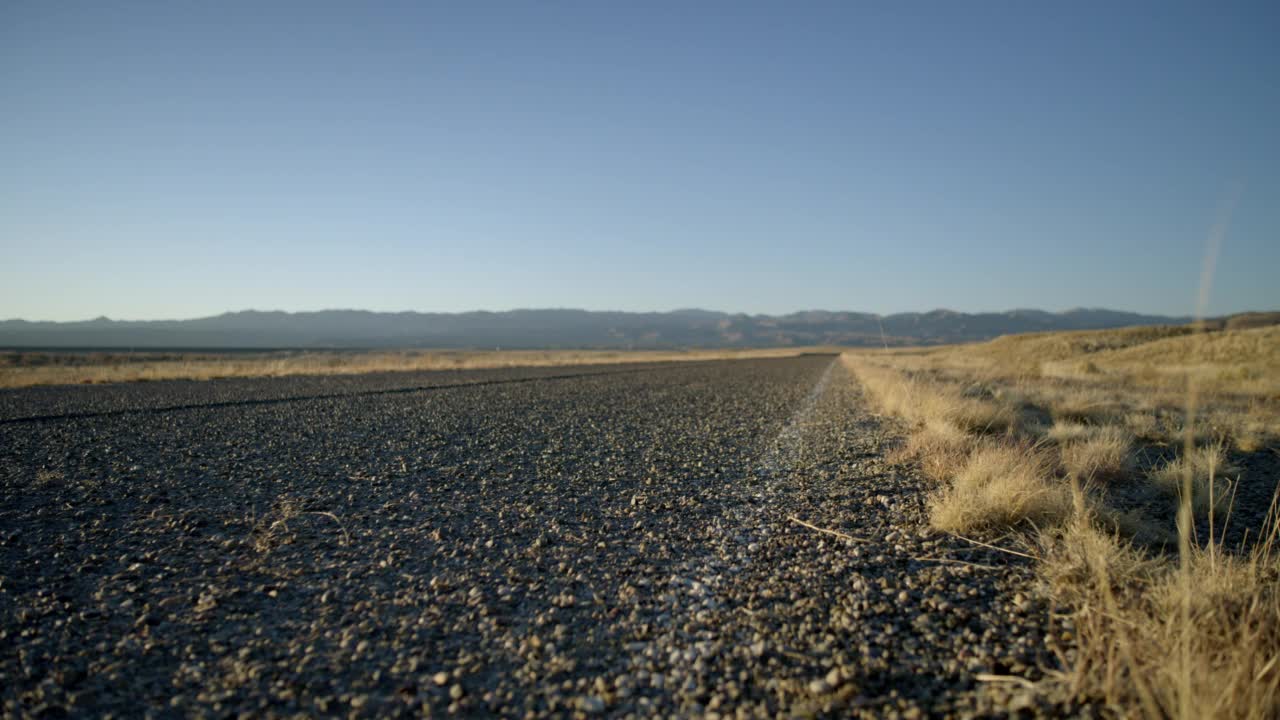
[1054,424,1135,482]
[0,347,821,388]
[845,320,1280,718]
[1148,443,1239,519]
[930,443,1072,533]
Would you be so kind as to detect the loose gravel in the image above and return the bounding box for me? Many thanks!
[2,356,1081,718]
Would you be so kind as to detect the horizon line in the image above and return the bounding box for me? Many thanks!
[0,305,1217,325]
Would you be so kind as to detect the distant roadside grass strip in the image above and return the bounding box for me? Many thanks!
[0,347,824,388]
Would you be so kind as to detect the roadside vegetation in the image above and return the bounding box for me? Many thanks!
[0,347,822,388]
[844,321,1280,718]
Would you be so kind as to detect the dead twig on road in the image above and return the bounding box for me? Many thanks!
[786,515,871,544]
[916,556,1002,570]
[306,511,351,546]
[949,532,1036,560]
[976,673,1038,689]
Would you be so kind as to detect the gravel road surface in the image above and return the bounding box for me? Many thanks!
[1,356,1077,718]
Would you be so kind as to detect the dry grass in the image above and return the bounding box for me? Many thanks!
[1053,424,1135,482]
[1149,443,1239,519]
[845,320,1280,718]
[850,355,1069,532]
[1045,507,1280,719]
[1048,392,1128,426]
[850,360,1018,436]
[930,443,1072,533]
[900,420,974,482]
[0,347,822,388]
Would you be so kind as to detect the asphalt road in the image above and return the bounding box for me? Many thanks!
[0,356,1069,718]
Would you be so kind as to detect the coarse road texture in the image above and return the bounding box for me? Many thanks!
[1,357,1081,718]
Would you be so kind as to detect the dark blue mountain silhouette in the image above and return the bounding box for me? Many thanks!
[0,307,1199,349]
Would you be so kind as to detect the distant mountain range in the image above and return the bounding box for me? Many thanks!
[0,308,1205,349]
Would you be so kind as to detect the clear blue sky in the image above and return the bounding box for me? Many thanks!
[3,1,1277,321]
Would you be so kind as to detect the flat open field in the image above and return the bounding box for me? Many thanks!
[1,356,1064,718]
[0,347,826,389]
